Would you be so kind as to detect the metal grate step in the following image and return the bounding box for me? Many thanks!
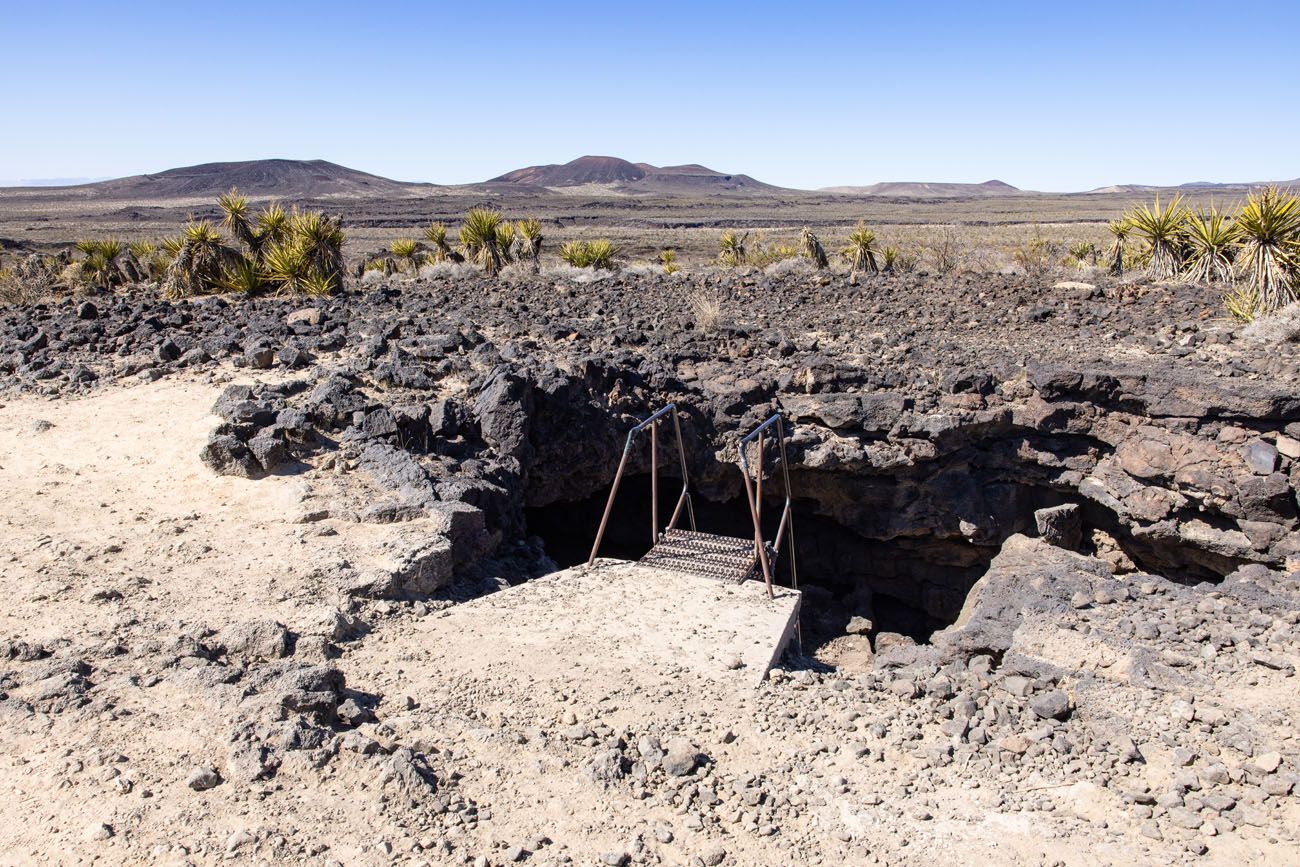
[640,529,759,584]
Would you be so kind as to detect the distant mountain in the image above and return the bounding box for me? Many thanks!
[1084,178,1300,195]
[7,159,429,200]
[819,180,1024,198]
[0,176,111,187]
[488,155,783,194]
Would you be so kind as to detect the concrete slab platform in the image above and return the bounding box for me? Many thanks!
[408,559,801,689]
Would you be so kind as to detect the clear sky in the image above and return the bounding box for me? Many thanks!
[2,0,1296,191]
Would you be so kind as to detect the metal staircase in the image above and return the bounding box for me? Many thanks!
[587,404,799,599]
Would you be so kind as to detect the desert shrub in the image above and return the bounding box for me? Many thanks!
[718,231,747,267]
[659,249,680,274]
[1233,186,1300,312]
[1124,242,1151,272]
[0,264,48,305]
[459,208,505,276]
[1011,235,1054,279]
[841,222,880,277]
[1124,195,1190,280]
[1239,299,1300,338]
[1182,207,1238,284]
[764,256,817,278]
[689,290,722,333]
[1224,286,1262,322]
[559,239,617,269]
[360,269,389,286]
[420,260,480,280]
[747,240,798,268]
[800,227,829,269]
[882,245,920,274]
[924,228,967,275]
[122,241,166,281]
[541,262,615,283]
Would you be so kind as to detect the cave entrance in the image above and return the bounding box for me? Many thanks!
[522,447,1235,673]
[524,473,794,579]
[523,475,978,655]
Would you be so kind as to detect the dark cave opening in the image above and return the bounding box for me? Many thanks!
[522,456,1241,666]
[524,473,1031,651]
[525,474,793,576]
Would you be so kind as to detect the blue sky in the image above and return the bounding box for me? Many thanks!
[2,0,1296,191]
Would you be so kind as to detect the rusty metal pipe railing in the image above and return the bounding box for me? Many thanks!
[737,413,800,601]
[650,421,658,545]
[588,404,695,566]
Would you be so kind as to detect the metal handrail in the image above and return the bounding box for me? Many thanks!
[588,404,696,565]
[737,413,800,601]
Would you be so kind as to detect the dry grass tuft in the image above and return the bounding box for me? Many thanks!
[1240,300,1300,341]
[689,290,723,333]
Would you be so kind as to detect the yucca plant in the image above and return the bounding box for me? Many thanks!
[718,231,747,267]
[459,208,504,275]
[841,222,880,278]
[1223,286,1264,322]
[287,209,346,290]
[160,235,184,261]
[516,219,543,270]
[496,222,516,263]
[801,227,829,269]
[423,222,451,262]
[559,240,617,269]
[1182,208,1238,284]
[164,220,237,298]
[585,239,616,270]
[1124,194,1189,280]
[390,238,421,274]
[256,203,289,248]
[1066,241,1096,269]
[1106,220,1130,276]
[128,240,157,259]
[1233,186,1300,313]
[559,241,589,267]
[300,271,337,297]
[882,245,899,273]
[217,257,265,294]
[262,240,313,294]
[218,188,261,255]
[659,249,679,274]
[74,238,125,288]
